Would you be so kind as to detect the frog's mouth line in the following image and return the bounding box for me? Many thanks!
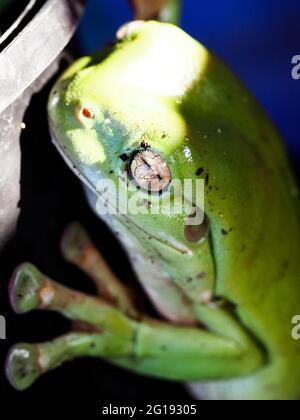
[50,128,192,256]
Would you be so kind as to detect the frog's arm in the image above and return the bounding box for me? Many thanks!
[61,223,138,317]
[6,261,264,391]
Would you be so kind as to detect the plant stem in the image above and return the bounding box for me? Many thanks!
[159,0,182,25]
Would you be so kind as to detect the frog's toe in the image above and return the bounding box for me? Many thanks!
[6,332,134,390]
[6,343,40,391]
[61,223,137,316]
[61,222,92,265]
[9,263,45,314]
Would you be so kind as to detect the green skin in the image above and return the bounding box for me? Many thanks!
[6,21,300,400]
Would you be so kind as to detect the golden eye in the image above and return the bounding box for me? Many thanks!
[129,150,172,193]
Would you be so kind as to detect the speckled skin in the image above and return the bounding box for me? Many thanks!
[6,21,300,400]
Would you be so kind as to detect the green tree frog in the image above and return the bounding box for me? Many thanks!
[6,21,300,400]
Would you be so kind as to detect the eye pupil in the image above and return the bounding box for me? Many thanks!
[129,150,171,193]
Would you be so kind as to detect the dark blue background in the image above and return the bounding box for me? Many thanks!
[78,0,300,155]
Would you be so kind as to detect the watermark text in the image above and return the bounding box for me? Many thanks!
[292,55,300,80]
[95,175,205,226]
[0,315,6,340]
[292,315,300,340]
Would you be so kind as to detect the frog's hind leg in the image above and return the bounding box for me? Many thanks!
[61,222,137,317]
[6,263,264,391]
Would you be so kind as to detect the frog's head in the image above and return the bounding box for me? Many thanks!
[49,21,212,271]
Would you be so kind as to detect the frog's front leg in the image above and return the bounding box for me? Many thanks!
[6,262,138,390]
[6,264,264,391]
[61,222,138,317]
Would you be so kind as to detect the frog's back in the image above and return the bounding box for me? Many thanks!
[182,54,300,399]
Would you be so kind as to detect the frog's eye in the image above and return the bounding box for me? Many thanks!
[128,150,172,193]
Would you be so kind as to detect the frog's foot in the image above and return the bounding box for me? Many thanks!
[61,222,137,317]
[8,263,138,328]
[6,263,264,390]
[6,262,136,390]
[6,333,131,391]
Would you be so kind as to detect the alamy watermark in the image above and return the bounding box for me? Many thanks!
[292,315,300,340]
[95,174,205,226]
[292,316,300,340]
[292,55,300,80]
[0,315,6,340]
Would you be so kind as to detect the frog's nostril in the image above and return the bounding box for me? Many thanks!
[82,108,94,119]
[129,150,172,193]
[185,215,209,243]
[76,107,95,123]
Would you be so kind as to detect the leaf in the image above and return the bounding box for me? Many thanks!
[130,0,168,20]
